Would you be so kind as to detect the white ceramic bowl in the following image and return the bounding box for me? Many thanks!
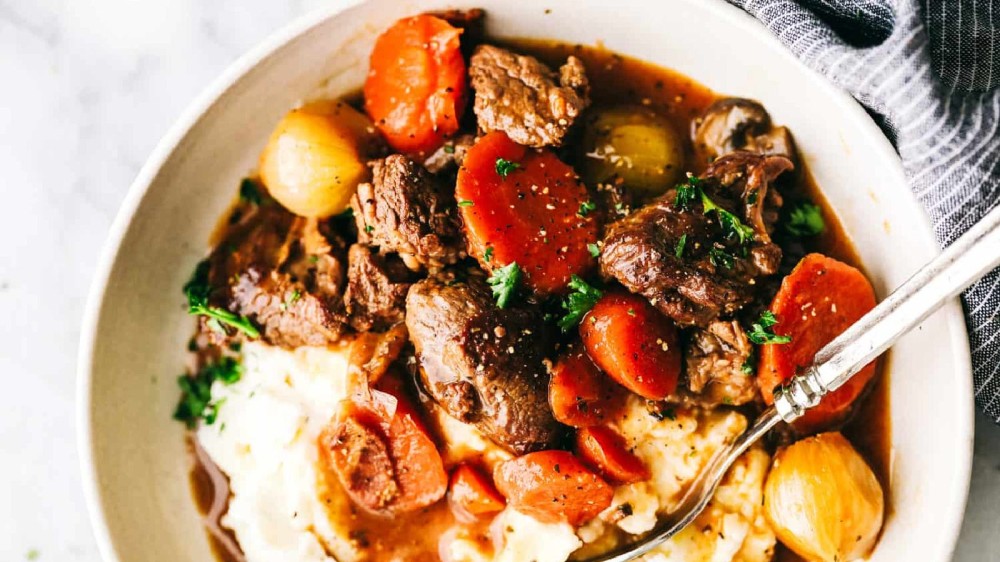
[78,0,974,560]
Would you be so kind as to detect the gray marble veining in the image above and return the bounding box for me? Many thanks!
[0,0,996,560]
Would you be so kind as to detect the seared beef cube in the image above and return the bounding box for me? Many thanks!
[422,133,476,174]
[351,155,464,271]
[344,244,414,332]
[600,152,792,327]
[405,277,565,454]
[469,44,590,147]
[204,204,349,347]
[684,320,758,406]
[692,97,796,163]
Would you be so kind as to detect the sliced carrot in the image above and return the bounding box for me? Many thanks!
[579,291,681,400]
[319,373,448,515]
[549,348,626,427]
[575,426,650,484]
[448,463,506,521]
[493,450,613,525]
[456,131,600,295]
[364,15,466,155]
[759,253,878,433]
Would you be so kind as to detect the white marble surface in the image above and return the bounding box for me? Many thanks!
[0,0,997,560]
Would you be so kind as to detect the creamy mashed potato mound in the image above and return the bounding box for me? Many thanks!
[197,342,355,562]
[198,344,773,562]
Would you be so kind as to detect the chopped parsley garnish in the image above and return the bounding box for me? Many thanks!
[558,275,603,332]
[484,246,494,263]
[674,174,755,244]
[495,158,521,179]
[701,192,755,244]
[786,202,826,236]
[741,347,757,375]
[746,310,792,345]
[674,234,687,258]
[443,144,456,154]
[588,243,601,258]
[458,199,475,207]
[614,202,626,215]
[578,200,597,217]
[282,289,302,310]
[708,246,734,269]
[239,178,262,205]
[364,224,375,233]
[487,262,522,308]
[674,175,703,209]
[184,261,260,338]
[173,356,243,429]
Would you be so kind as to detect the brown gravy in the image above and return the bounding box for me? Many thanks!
[190,37,891,562]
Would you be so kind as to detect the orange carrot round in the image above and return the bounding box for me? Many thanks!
[456,131,600,295]
[448,463,506,521]
[364,15,466,155]
[580,291,681,400]
[493,450,613,525]
[549,348,625,427]
[575,426,649,484]
[759,253,878,433]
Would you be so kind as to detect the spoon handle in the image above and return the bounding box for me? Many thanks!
[774,203,1000,421]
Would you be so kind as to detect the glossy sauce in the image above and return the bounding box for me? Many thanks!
[191,38,891,562]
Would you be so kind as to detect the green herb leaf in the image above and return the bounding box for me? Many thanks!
[674,234,687,258]
[588,243,601,258]
[578,200,597,217]
[746,310,792,345]
[364,224,375,233]
[675,175,754,244]
[701,191,755,244]
[558,275,603,332]
[708,246,734,269]
[484,246,494,263]
[786,202,826,236]
[487,262,522,308]
[443,144,456,154]
[458,200,475,207]
[673,175,703,209]
[282,289,302,310]
[495,158,521,179]
[184,261,260,338]
[741,347,757,375]
[173,356,243,429]
[239,178,262,205]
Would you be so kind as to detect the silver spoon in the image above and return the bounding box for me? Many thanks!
[586,202,1000,562]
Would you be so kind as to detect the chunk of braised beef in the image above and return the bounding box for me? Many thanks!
[405,277,565,454]
[351,155,465,271]
[468,44,590,147]
[684,320,759,407]
[692,98,796,163]
[600,152,792,327]
[204,203,349,347]
[344,244,414,332]
[422,133,476,175]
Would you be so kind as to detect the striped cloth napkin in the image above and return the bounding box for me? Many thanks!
[729,0,1000,421]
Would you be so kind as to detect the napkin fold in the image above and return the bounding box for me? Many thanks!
[730,0,1000,420]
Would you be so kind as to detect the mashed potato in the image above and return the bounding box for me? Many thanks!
[197,342,356,562]
[198,343,773,562]
[580,398,776,562]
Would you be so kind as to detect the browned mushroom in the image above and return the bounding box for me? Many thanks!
[692,98,797,163]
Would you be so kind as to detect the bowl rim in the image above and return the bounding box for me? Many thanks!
[76,1,974,561]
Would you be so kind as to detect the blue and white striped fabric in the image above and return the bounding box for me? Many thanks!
[729,0,1000,420]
